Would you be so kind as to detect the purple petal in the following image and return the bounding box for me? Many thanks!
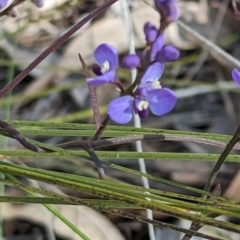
[92,64,102,76]
[232,69,240,87]
[94,44,118,71]
[170,5,179,21]
[107,96,133,124]
[151,34,165,61]
[147,88,176,116]
[122,54,140,69]
[143,22,158,44]
[87,71,117,86]
[157,45,180,62]
[155,0,177,5]
[32,0,44,7]
[141,62,164,84]
[0,0,8,9]
[154,0,179,21]
[138,109,149,118]
[137,82,153,97]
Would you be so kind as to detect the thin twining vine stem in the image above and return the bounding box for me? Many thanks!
[182,124,240,240]
[0,120,44,153]
[203,125,240,193]
[0,120,104,179]
[58,134,240,150]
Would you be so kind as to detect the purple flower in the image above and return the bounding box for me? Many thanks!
[87,44,118,86]
[232,69,240,87]
[0,0,9,9]
[107,62,176,124]
[122,54,140,69]
[154,0,179,22]
[157,45,180,62]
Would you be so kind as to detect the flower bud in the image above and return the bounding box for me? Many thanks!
[157,45,180,62]
[143,22,158,44]
[32,0,44,8]
[122,54,140,69]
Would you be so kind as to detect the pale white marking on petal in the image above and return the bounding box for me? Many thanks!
[101,61,110,73]
[137,100,149,111]
[151,79,162,89]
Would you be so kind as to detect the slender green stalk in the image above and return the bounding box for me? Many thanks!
[2,148,240,162]
[6,174,91,240]
[1,163,240,233]
[0,179,222,240]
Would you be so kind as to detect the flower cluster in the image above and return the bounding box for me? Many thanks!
[86,0,179,124]
[0,0,43,11]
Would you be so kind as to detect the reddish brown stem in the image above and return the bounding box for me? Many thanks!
[78,53,101,131]
[0,120,44,152]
